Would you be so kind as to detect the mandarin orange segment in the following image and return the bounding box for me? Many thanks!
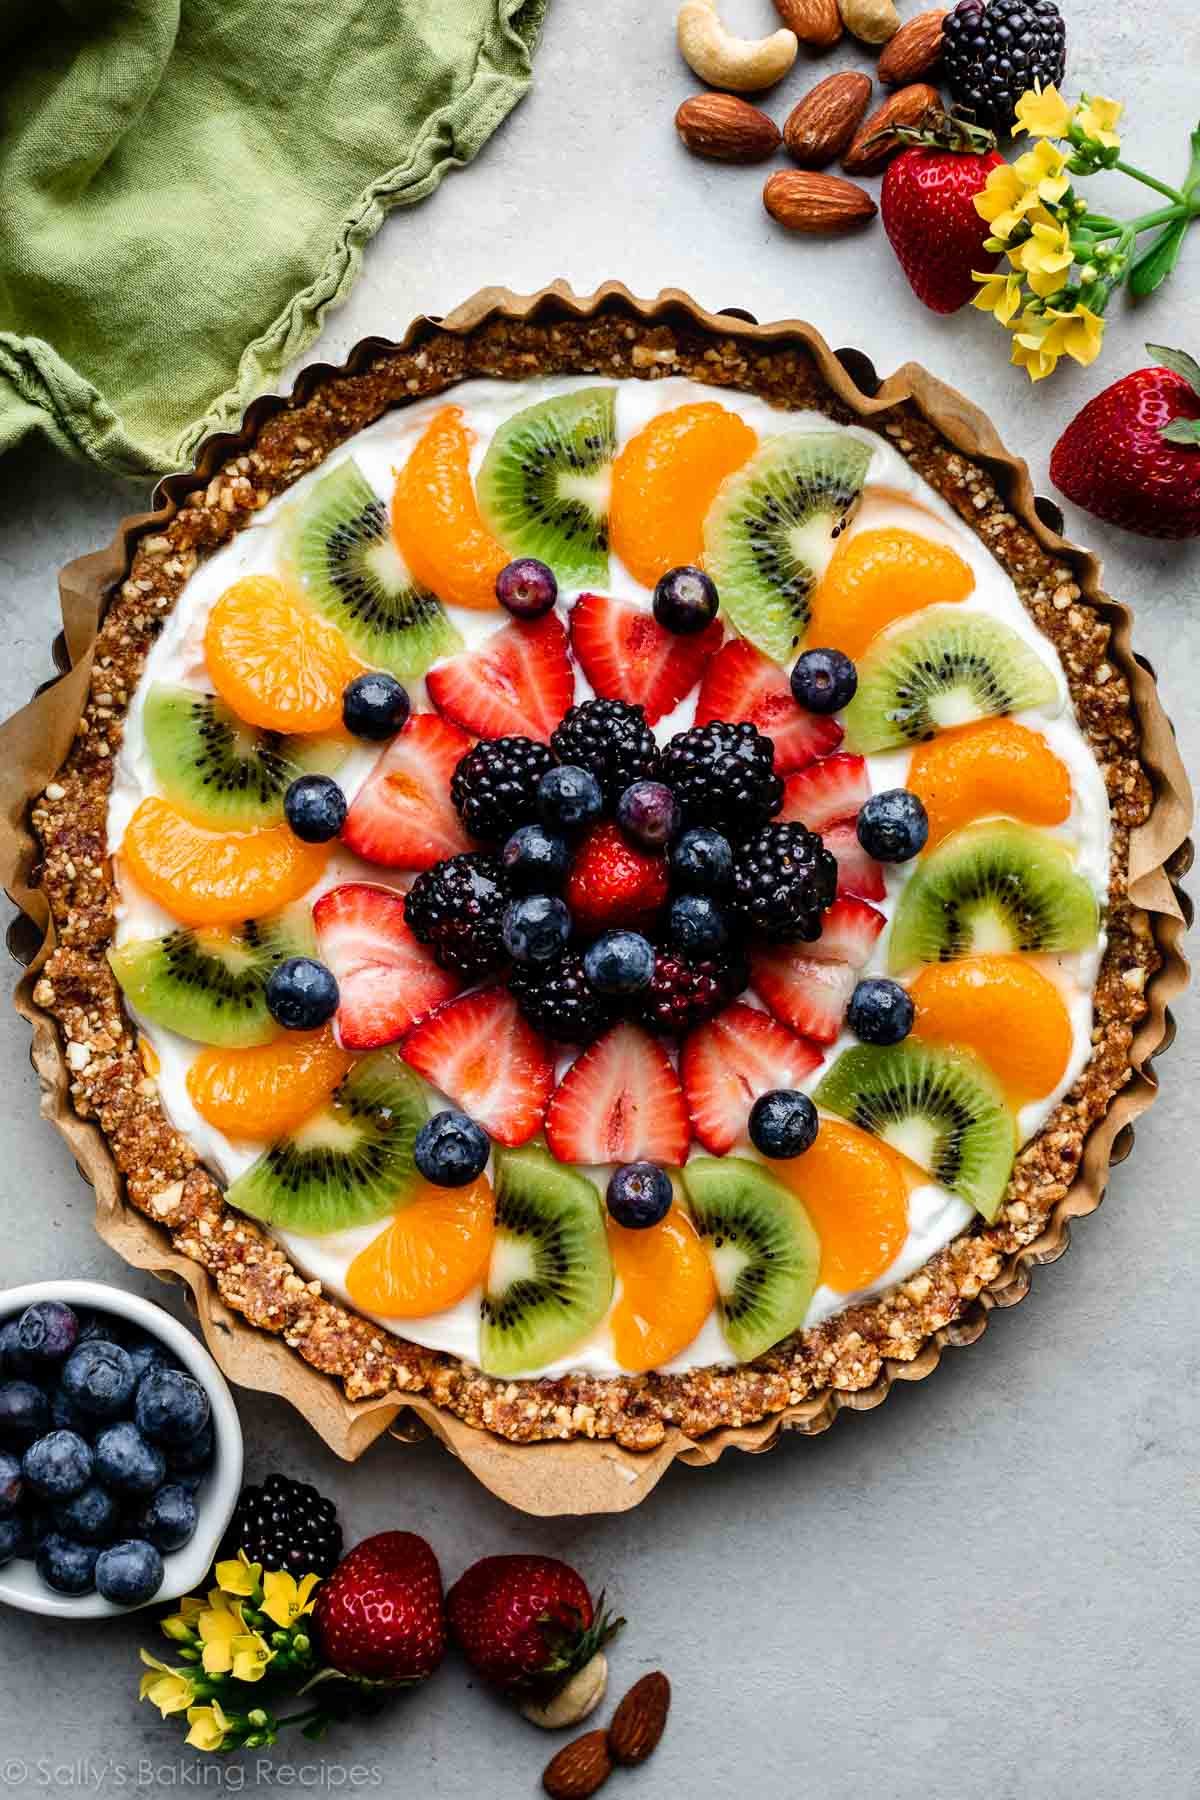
[606,1204,716,1374]
[610,403,757,588]
[910,955,1073,1106]
[345,1177,495,1319]
[806,527,975,661]
[121,798,330,927]
[186,1027,354,1140]
[906,717,1073,850]
[391,406,508,611]
[204,575,361,733]
[776,1118,909,1295]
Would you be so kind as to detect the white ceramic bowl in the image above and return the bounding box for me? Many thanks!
[0,1279,243,1619]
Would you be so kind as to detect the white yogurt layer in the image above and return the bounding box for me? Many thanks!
[108,376,1111,1380]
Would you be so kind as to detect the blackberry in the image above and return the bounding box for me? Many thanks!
[942,0,1066,135]
[731,823,838,942]
[404,853,511,979]
[451,737,554,842]
[510,950,618,1044]
[638,945,749,1035]
[550,699,660,805]
[659,721,783,840]
[225,1472,342,1578]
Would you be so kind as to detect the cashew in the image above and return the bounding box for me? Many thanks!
[837,0,901,45]
[677,0,798,93]
[519,1654,609,1731]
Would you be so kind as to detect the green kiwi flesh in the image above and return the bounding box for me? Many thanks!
[476,387,616,589]
[887,822,1100,972]
[681,1157,820,1362]
[843,608,1061,754]
[479,1145,612,1376]
[702,432,872,666]
[142,684,343,830]
[226,1051,426,1235]
[287,459,461,678]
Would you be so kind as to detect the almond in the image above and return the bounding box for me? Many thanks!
[877,10,947,85]
[542,1730,613,1800]
[764,169,878,233]
[842,82,941,174]
[608,1670,672,1767]
[773,0,843,47]
[675,93,782,164]
[783,72,873,169]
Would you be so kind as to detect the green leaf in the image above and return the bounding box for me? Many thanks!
[1129,221,1190,298]
[1160,419,1200,446]
[1146,344,1200,394]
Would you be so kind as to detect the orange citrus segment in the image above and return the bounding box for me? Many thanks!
[391,406,508,610]
[607,1204,716,1374]
[776,1118,909,1295]
[906,717,1073,851]
[610,403,758,588]
[122,798,330,926]
[186,1028,354,1140]
[345,1177,495,1319]
[204,575,361,733]
[806,527,975,661]
[910,955,1074,1106]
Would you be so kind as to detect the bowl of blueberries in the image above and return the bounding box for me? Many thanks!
[0,1280,243,1617]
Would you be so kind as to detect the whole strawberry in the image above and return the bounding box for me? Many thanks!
[1050,347,1200,541]
[882,115,1004,314]
[447,1554,622,1699]
[313,1531,446,1686]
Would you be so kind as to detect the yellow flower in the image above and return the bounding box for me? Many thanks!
[185,1701,233,1754]
[974,164,1043,241]
[215,1553,261,1598]
[198,1592,249,1675]
[160,1595,205,1643]
[1013,83,1074,140]
[972,269,1025,325]
[261,1569,321,1630]
[1076,94,1123,149]
[1010,216,1075,297]
[1012,138,1070,206]
[1041,303,1106,367]
[230,1632,273,1684]
[1010,314,1061,382]
[138,1652,197,1718]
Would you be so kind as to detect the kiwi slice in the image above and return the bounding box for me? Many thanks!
[226,1051,425,1235]
[815,1041,1015,1220]
[142,684,343,830]
[286,459,462,678]
[843,608,1061,754]
[887,822,1099,972]
[108,904,315,1048]
[682,1157,820,1362]
[478,1145,612,1376]
[702,432,872,665]
[476,387,616,588]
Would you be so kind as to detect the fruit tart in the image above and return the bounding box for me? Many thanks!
[21,291,1182,1459]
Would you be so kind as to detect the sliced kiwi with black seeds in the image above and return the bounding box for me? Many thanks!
[702,432,872,665]
[476,386,616,588]
[887,821,1100,972]
[226,1051,425,1235]
[143,684,343,831]
[843,608,1061,754]
[286,459,462,678]
[108,903,316,1048]
[815,1041,1015,1221]
[682,1157,820,1363]
[478,1145,612,1377]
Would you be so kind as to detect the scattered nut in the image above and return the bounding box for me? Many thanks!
[608,1671,672,1768]
[837,0,901,46]
[676,0,798,93]
[521,1654,609,1730]
[772,0,843,47]
[877,9,947,84]
[675,93,782,162]
[783,71,873,168]
[542,1729,613,1800]
[842,82,941,174]
[764,168,878,232]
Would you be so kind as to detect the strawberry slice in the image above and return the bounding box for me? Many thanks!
[545,1024,689,1166]
[426,613,573,742]
[340,713,473,871]
[564,821,670,934]
[314,883,458,1049]
[696,638,842,775]
[821,820,886,902]
[751,947,857,1045]
[402,987,554,1148]
[809,895,886,968]
[569,592,722,725]
[681,1002,823,1155]
[780,754,872,833]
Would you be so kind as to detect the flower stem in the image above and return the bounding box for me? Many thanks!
[1114,160,1186,203]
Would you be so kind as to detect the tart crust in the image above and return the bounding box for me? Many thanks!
[27,308,1159,1452]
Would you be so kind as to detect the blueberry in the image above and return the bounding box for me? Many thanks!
[0,1319,34,1378]
[165,1418,215,1478]
[23,1430,93,1500]
[49,1384,95,1439]
[495,557,558,620]
[342,672,411,741]
[748,1089,820,1159]
[136,1482,198,1553]
[36,1532,98,1596]
[124,1338,175,1384]
[413,1110,490,1189]
[17,1301,79,1364]
[537,765,604,834]
[670,826,734,895]
[284,774,348,844]
[61,1341,136,1419]
[847,977,915,1045]
[856,789,929,863]
[606,1162,673,1229]
[135,1367,211,1449]
[94,1422,167,1496]
[0,1516,23,1568]
[616,780,680,850]
[652,566,719,636]
[502,824,571,892]
[502,894,572,966]
[265,957,339,1031]
[54,1482,120,1546]
[790,648,858,714]
[667,893,728,957]
[74,1312,118,1347]
[0,1450,23,1516]
[95,1539,164,1608]
[583,930,655,996]
[0,1381,51,1447]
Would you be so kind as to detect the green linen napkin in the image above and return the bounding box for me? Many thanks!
[0,0,546,479]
